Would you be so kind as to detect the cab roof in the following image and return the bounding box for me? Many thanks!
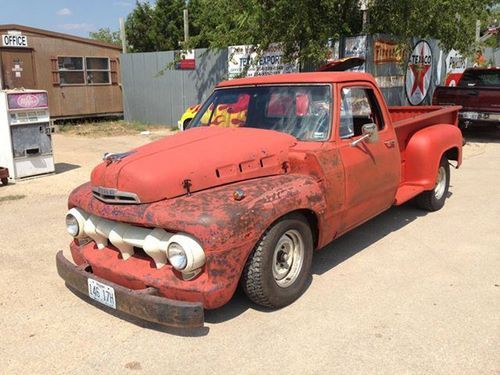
[216,72,376,87]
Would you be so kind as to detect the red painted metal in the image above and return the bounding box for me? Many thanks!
[61,71,463,318]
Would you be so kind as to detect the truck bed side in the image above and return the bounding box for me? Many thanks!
[388,106,462,205]
[389,106,460,151]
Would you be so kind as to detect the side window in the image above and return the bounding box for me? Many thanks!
[339,87,383,139]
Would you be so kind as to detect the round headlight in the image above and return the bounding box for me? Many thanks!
[167,242,187,270]
[66,213,80,237]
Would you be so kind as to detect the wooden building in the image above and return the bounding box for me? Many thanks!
[0,24,123,119]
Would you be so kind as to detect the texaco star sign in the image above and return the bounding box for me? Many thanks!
[405,40,433,105]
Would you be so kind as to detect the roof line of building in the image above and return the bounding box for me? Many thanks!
[0,24,122,51]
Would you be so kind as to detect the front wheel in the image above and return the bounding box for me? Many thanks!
[1,177,8,186]
[241,214,313,308]
[416,156,450,211]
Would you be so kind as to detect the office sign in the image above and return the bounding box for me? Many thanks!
[2,34,29,48]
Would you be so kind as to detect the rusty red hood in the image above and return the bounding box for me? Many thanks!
[90,126,297,203]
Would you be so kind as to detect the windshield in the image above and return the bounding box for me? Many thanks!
[459,70,500,87]
[189,85,332,141]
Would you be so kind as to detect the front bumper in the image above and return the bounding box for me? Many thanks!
[56,251,204,328]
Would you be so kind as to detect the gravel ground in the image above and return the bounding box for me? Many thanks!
[0,129,498,375]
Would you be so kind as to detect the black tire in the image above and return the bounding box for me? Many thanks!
[183,119,192,130]
[1,177,7,186]
[416,156,450,211]
[241,214,313,308]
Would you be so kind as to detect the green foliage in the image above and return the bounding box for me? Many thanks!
[124,0,494,63]
[368,0,495,55]
[89,28,121,46]
[188,0,363,67]
[125,0,209,52]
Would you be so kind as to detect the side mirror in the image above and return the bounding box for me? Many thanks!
[350,123,379,147]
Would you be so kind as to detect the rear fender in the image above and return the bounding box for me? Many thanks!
[404,124,462,190]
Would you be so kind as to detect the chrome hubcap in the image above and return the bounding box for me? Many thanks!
[272,229,304,288]
[434,166,446,200]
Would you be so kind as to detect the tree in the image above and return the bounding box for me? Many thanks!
[89,28,121,46]
[125,0,206,52]
[188,0,363,67]
[125,1,156,52]
[368,0,495,54]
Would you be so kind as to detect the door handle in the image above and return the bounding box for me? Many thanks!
[384,140,396,148]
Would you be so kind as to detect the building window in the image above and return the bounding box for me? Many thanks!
[56,56,111,85]
[85,57,111,84]
[58,57,85,85]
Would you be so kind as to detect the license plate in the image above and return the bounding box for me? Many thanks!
[461,111,479,120]
[88,279,116,309]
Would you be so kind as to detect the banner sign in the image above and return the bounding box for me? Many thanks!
[343,36,367,71]
[375,75,404,88]
[374,40,402,64]
[405,40,433,105]
[444,49,468,86]
[175,50,195,70]
[227,44,298,79]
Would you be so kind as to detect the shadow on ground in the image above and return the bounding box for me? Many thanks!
[462,126,500,144]
[205,203,428,326]
[55,162,80,174]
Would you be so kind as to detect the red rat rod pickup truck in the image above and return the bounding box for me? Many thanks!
[56,72,463,328]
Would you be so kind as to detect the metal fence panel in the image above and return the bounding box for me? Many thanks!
[121,48,227,126]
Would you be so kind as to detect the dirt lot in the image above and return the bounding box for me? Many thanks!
[0,129,499,374]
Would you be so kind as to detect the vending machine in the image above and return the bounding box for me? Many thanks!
[0,89,55,182]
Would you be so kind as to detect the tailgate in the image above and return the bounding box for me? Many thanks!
[433,86,500,113]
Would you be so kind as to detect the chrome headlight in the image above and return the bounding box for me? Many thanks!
[167,234,205,274]
[65,214,80,237]
[65,208,89,238]
[167,242,188,270]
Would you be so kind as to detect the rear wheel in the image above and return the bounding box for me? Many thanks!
[1,177,7,186]
[241,214,313,308]
[416,156,450,211]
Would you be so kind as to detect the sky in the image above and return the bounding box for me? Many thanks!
[0,0,144,37]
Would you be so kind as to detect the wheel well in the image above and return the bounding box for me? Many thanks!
[444,147,459,162]
[284,209,319,250]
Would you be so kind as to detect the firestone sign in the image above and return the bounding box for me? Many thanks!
[2,34,28,48]
[405,40,433,106]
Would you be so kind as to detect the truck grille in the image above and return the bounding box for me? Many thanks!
[92,186,140,204]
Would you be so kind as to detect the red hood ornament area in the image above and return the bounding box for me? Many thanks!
[103,151,136,166]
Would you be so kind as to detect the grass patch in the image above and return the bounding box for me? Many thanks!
[0,194,26,203]
[58,120,174,137]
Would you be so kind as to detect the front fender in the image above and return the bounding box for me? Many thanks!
[404,124,462,190]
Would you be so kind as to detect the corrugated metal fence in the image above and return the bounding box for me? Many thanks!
[121,42,500,126]
[121,48,227,126]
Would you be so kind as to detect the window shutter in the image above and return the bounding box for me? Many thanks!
[50,56,60,85]
[110,58,118,84]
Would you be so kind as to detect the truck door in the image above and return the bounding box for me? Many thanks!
[336,84,400,232]
[0,49,36,89]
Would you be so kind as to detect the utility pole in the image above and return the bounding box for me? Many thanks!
[183,9,189,44]
[119,17,127,53]
[475,20,481,43]
[360,0,369,33]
